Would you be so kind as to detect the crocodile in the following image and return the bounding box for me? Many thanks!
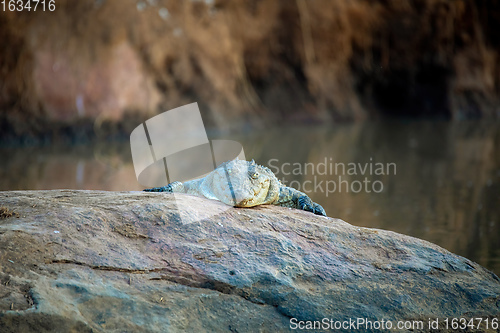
[144,158,327,216]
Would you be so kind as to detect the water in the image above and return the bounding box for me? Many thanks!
[1,120,499,275]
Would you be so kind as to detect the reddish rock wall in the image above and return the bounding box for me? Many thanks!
[0,0,499,141]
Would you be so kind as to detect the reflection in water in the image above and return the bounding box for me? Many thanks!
[0,121,498,276]
[0,144,142,191]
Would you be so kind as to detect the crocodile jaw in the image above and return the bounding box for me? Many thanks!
[232,178,271,207]
[200,159,273,207]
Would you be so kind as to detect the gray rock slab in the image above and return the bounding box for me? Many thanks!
[0,190,498,332]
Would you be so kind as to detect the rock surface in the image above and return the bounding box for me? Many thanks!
[0,190,498,332]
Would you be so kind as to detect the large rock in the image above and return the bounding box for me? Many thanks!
[0,190,498,332]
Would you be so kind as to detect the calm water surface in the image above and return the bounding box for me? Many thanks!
[1,121,499,275]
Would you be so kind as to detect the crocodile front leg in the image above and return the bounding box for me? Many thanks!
[275,186,327,216]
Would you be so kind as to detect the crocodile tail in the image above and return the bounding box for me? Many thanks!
[143,186,170,192]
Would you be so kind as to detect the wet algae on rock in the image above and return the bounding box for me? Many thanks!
[0,190,499,332]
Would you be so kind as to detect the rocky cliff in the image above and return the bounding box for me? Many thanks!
[1,0,499,142]
[0,190,499,332]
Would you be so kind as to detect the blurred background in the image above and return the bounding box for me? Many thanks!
[0,0,498,274]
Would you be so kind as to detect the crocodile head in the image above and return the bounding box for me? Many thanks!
[201,159,280,207]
